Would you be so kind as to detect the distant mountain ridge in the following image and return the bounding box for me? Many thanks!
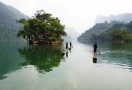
[95,13,132,24]
[7,5,29,19]
[0,1,29,40]
[78,12,132,42]
[65,27,81,39]
[62,27,81,43]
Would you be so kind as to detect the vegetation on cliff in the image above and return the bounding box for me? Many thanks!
[78,20,132,43]
[17,10,67,44]
[0,2,28,40]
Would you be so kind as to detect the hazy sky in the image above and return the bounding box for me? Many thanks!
[1,0,132,33]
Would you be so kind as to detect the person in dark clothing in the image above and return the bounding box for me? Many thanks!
[93,43,97,58]
[70,41,72,47]
[93,43,97,53]
[66,42,68,49]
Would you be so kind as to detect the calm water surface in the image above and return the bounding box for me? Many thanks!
[0,40,132,90]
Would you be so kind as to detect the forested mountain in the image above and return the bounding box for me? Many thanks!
[0,2,29,40]
[95,13,132,24]
[78,21,119,41]
[78,13,132,43]
[78,20,132,43]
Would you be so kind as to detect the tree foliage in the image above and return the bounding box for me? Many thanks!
[111,28,127,42]
[17,10,66,44]
[78,20,132,43]
[78,20,118,41]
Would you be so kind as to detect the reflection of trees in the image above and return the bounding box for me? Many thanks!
[18,44,64,73]
[98,43,132,70]
[0,41,26,80]
[79,41,132,70]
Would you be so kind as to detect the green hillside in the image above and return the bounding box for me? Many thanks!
[78,20,132,43]
[78,21,118,41]
[0,2,29,40]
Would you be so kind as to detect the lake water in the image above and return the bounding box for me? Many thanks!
[0,40,132,90]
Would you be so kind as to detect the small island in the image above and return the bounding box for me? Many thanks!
[17,10,67,44]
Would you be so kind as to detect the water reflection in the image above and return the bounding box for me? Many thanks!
[18,44,64,74]
[66,52,68,57]
[98,43,132,70]
[99,52,132,70]
[93,51,97,63]
[93,58,97,63]
[1,40,132,90]
[61,46,73,58]
[0,41,26,80]
[79,40,132,71]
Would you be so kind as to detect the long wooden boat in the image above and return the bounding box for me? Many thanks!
[62,49,68,54]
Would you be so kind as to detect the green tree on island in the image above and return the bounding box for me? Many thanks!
[17,10,67,44]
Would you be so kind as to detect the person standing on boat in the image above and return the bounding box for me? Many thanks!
[70,41,72,47]
[93,43,97,58]
[66,42,68,49]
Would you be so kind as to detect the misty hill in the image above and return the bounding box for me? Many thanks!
[0,1,29,40]
[78,13,132,42]
[95,13,132,24]
[77,20,122,41]
[65,27,81,39]
[78,20,132,42]
[7,5,29,19]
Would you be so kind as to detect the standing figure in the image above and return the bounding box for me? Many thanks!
[66,42,68,49]
[70,41,72,47]
[93,43,97,58]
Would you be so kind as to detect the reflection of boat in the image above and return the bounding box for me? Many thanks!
[62,46,73,55]
[66,52,68,57]
[93,58,97,63]
[93,51,97,63]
